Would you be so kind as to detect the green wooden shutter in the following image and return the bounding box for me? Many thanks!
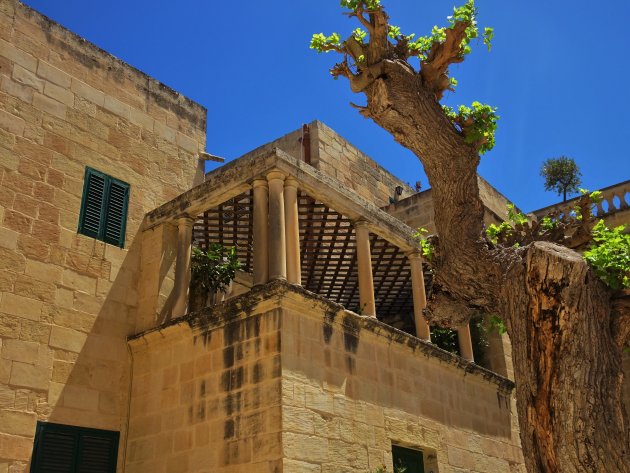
[78,167,130,248]
[78,167,107,239]
[30,422,119,473]
[103,177,129,248]
[77,433,119,473]
[31,423,78,472]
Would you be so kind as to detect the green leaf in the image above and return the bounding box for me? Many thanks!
[584,220,630,290]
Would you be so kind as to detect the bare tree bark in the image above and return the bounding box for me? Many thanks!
[502,243,629,472]
[354,51,630,473]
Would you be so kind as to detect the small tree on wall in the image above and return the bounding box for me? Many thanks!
[311,1,630,472]
[540,156,582,202]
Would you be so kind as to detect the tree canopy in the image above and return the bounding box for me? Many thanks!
[540,156,582,202]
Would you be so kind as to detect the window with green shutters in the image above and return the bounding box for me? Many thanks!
[78,167,130,248]
[30,422,119,473]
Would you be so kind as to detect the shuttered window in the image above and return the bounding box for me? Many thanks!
[78,167,129,248]
[30,422,119,473]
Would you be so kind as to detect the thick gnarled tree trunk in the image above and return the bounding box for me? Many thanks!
[503,243,629,472]
[316,3,630,470]
[360,60,630,472]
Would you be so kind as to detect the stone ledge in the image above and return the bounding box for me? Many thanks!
[129,280,515,393]
[143,147,418,252]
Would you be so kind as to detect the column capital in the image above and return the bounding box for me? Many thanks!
[252,178,269,189]
[406,250,423,260]
[284,176,299,189]
[353,219,369,229]
[266,170,286,182]
[177,215,195,226]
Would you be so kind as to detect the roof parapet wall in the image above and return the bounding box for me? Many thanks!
[6,0,207,133]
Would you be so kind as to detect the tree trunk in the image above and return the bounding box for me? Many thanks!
[502,242,629,472]
[357,60,630,473]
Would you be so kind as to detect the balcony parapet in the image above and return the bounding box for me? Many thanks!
[129,279,515,395]
[532,179,630,220]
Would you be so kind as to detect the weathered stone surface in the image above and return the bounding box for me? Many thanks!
[48,326,86,353]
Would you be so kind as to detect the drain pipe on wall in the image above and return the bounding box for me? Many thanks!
[120,342,135,472]
[301,124,311,165]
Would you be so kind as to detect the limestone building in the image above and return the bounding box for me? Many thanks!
[1,1,629,472]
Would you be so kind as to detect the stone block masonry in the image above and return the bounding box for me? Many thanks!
[0,0,207,470]
[127,304,284,473]
[233,120,414,209]
[127,282,525,473]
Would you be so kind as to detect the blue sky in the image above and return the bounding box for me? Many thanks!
[21,0,630,212]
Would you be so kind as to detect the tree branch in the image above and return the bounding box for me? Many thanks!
[366,7,390,63]
[345,36,366,65]
[348,61,386,93]
[420,21,469,98]
[352,7,374,35]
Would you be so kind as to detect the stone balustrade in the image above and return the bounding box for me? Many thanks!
[532,179,630,220]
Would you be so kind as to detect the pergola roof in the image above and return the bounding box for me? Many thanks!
[146,149,424,331]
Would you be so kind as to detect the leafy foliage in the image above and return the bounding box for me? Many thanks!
[310,1,498,154]
[488,314,507,335]
[540,156,582,202]
[413,227,434,261]
[430,326,459,353]
[341,0,381,10]
[485,204,526,244]
[310,32,341,53]
[442,102,499,154]
[583,221,630,290]
[484,197,628,290]
[404,1,493,60]
[191,244,242,293]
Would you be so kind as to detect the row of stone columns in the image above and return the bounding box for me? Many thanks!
[408,251,474,361]
[252,172,302,286]
[170,171,473,361]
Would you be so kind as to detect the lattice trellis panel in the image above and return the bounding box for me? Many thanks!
[193,191,420,328]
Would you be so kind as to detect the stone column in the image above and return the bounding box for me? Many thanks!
[267,171,287,280]
[408,252,431,341]
[354,220,376,317]
[284,176,301,285]
[172,215,194,317]
[457,324,475,362]
[252,179,269,286]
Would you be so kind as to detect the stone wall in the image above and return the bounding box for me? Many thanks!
[128,283,525,472]
[310,121,414,207]
[0,0,206,470]
[280,287,524,473]
[234,120,414,209]
[126,303,283,473]
[384,177,511,235]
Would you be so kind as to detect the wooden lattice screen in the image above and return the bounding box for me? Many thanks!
[193,191,418,330]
